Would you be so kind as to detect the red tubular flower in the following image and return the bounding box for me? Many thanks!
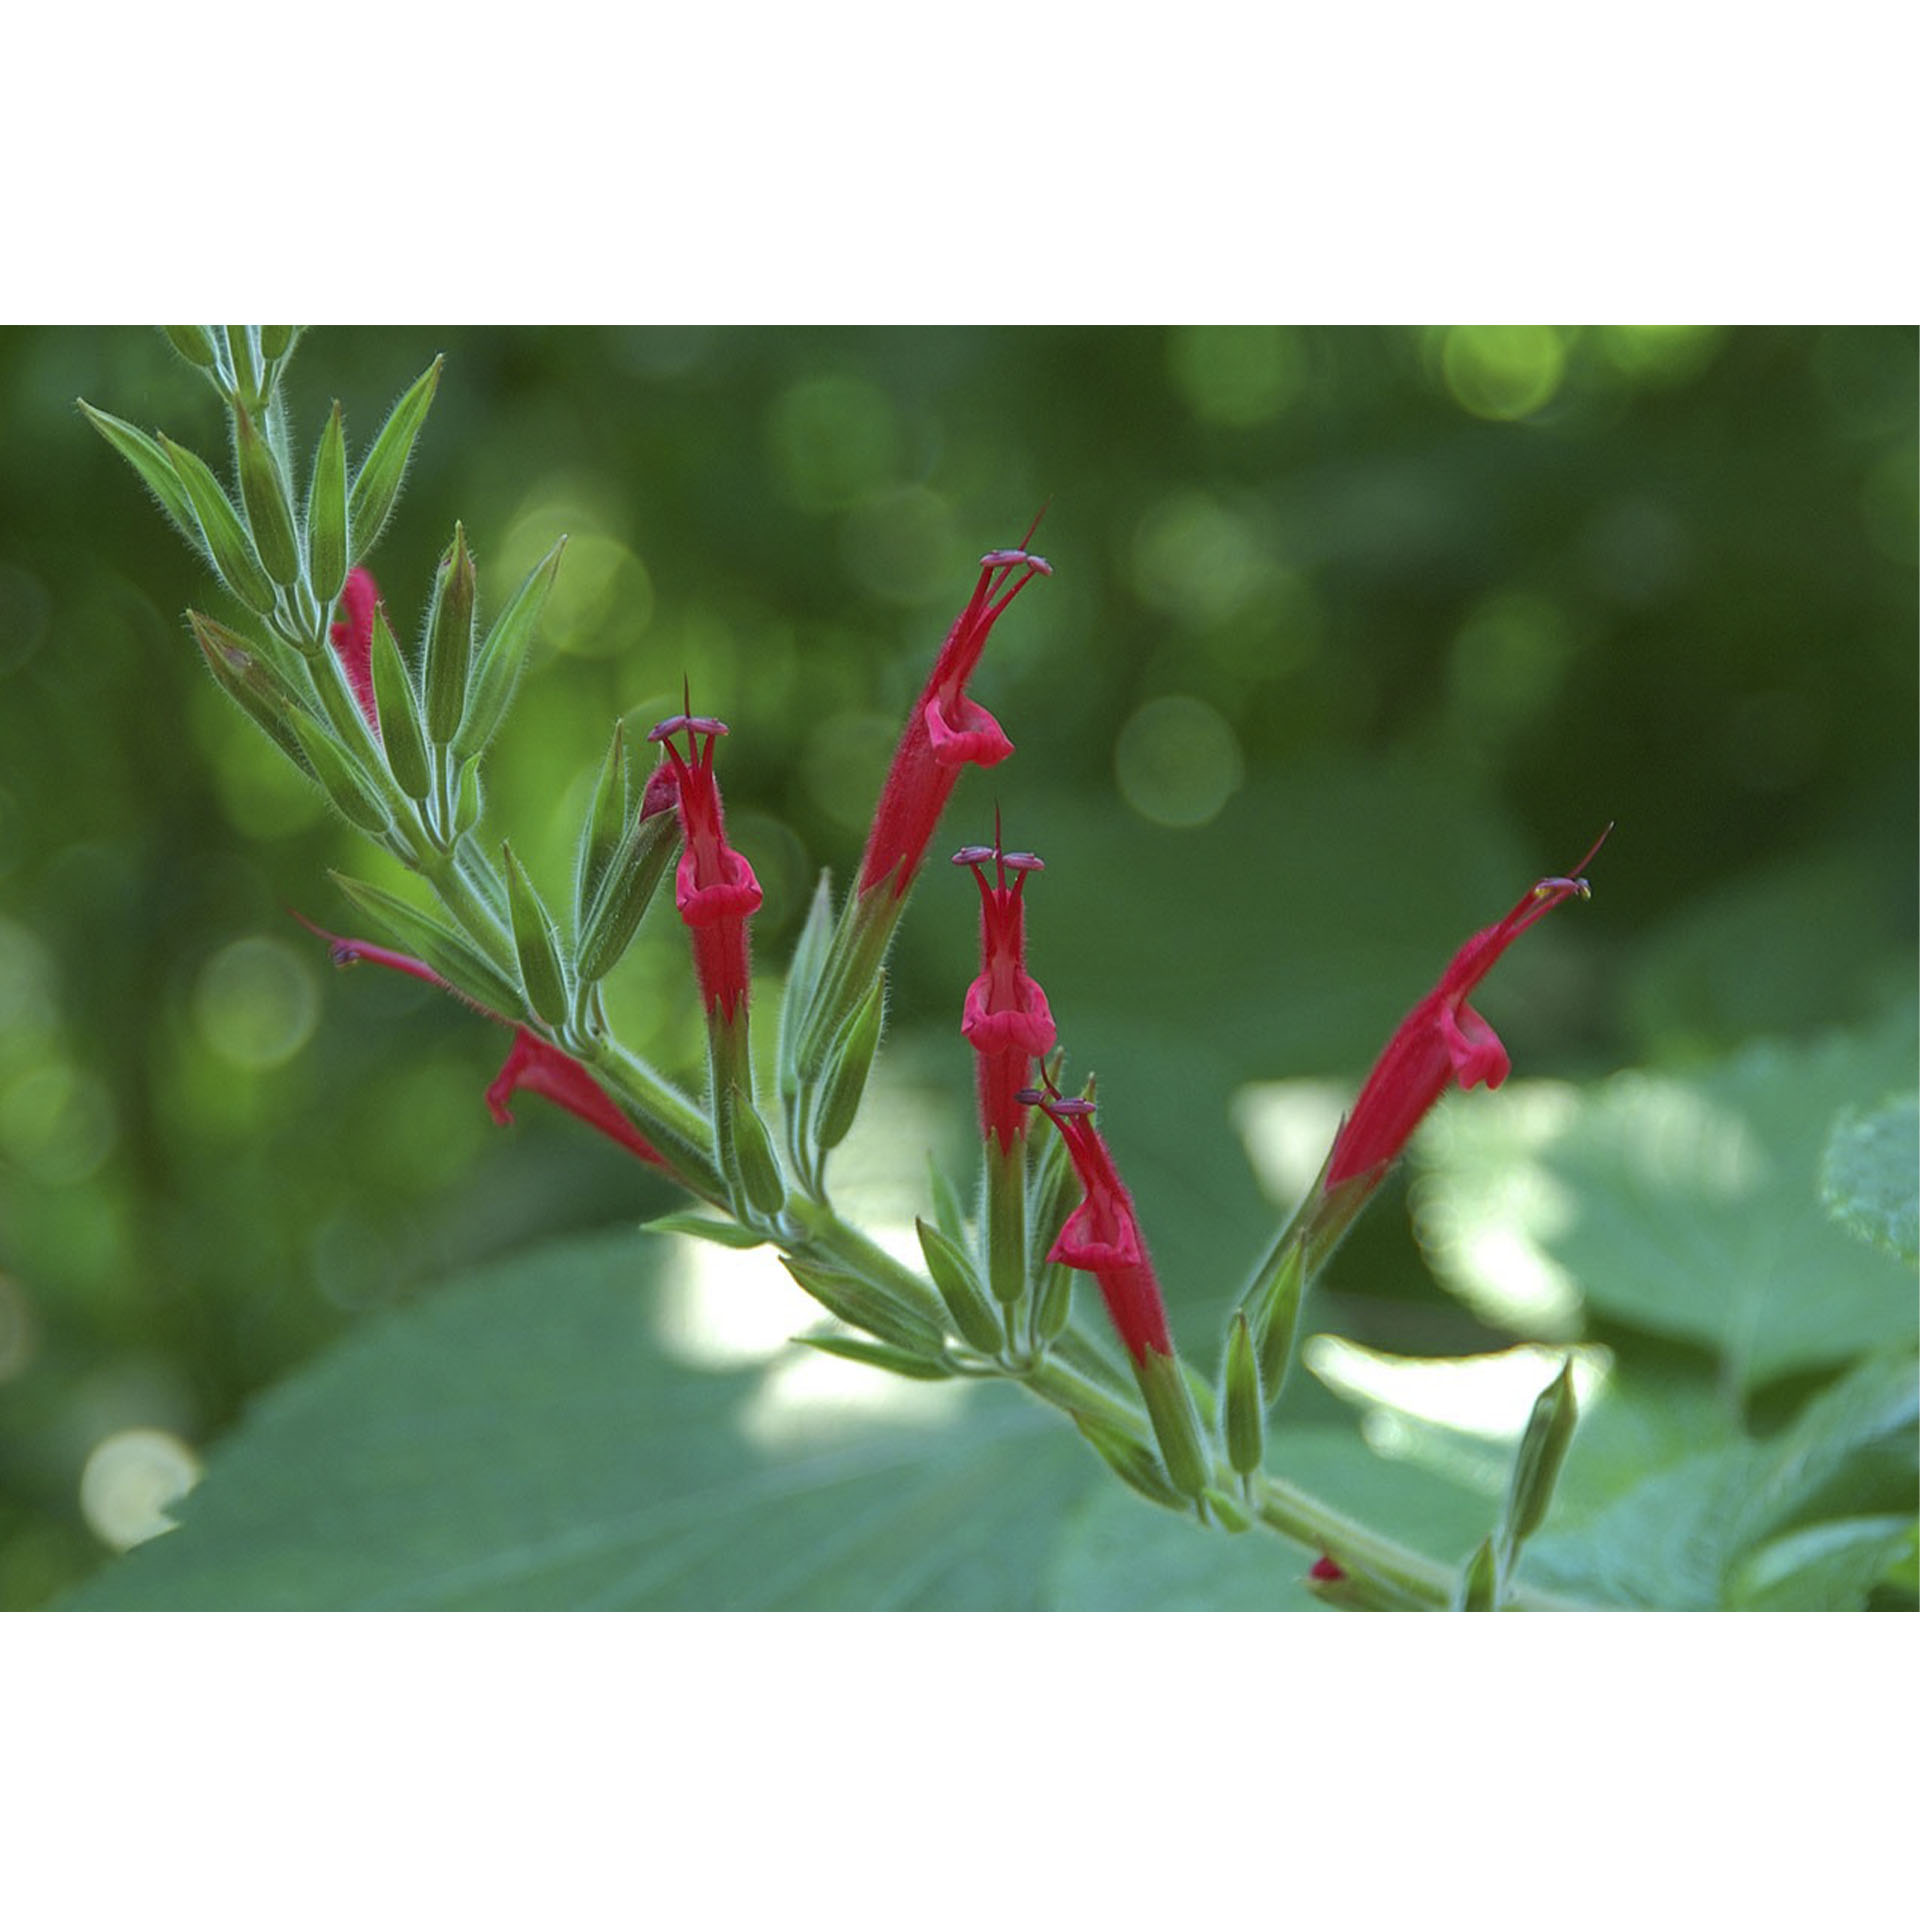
[954,837,1057,1155]
[1022,1087,1174,1365]
[329,567,381,735]
[1325,828,1610,1191]
[295,918,671,1174]
[857,544,1051,901]
[648,714,763,1024]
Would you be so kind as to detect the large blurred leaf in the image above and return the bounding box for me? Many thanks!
[1525,1350,1918,1610]
[68,1229,1106,1609]
[1820,1091,1919,1267]
[1414,1014,1919,1387]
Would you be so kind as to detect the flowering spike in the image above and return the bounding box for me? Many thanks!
[1324,831,1609,1192]
[857,545,1049,901]
[957,830,1057,1156]
[1027,1084,1174,1367]
[652,713,762,1024]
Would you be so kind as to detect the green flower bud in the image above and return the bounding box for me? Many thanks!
[423,524,476,746]
[502,841,569,1028]
[158,432,278,617]
[984,1136,1027,1310]
[163,326,219,369]
[234,403,301,587]
[307,402,350,605]
[1135,1346,1211,1500]
[1501,1359,1580,1548]
[727,1083,787,1219]
[813,970,885,1154]
[348,355,442,566]
[453,759,484,838]
[1224,1310,1265,1476]
[287,707,390,834]
[259,325,298,362]
[190,612,308,764]
[781,1256,949,1360]
[576,765,678,984]
[452,537,565,765]
[915,1216,1003,1354]
[371,604,433,799]
[1459,1535,1500,1611]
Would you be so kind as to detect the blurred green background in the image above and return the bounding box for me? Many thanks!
[1,326,1913,1607]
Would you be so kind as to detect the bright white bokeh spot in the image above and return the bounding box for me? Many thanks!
[1231,1080,1352,1209]
[193,936,320,1071]
[1114,694,1243,828]
[656,1233,818,1370]
[1304,1334,1611,1446]
[80,1427,202,1551]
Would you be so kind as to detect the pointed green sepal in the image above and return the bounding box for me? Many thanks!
[727,1083,788,1218]
[502,841,569,1027]
[371,604,433,799]
[233,403,301,587]
[77,402,206,555]
[190,612,309,764]
[813,969,885,1154]
[1030,1263,1074,1348]
[307,402,350,604]
[324,871,519,1015]
[1458,1535,1500,1611]
[576,783,678,984]
[1135,1346,1211,1500]
[781,1256,949,1360]
[453,759,484,838]
[916,1216,1004,1354]
[575,722,629,922]
[1224,1310,1265,1476]
[1500,1359,1580,1552]
[795,1334,953,1383]
[642,1210,769,1251]
[287,707,390,833]
[1071,1411,1188,1511]
[158,431,279,617]
[927,1153,969,1249]
[452,537,564,764]
[777,869,836,1100]
[423,523,476,745]
[1250,1233,1307,1405]
[348,355,442,566]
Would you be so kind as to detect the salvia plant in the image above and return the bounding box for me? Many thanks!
[83,326,1614,1610]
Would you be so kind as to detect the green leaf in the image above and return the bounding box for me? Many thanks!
[65,1229,1102,1609]
[348,355,442,566]
[322,871,520,1018]
[1414,1015,1920,1388]
[452,537,565,764]
[794,1335,954,1383]
[1820,1092,1919,1267]
[1725,1516,1916,1611]
[76,402,206,561]
[777,869,836,1101]
[574,721,628,925]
